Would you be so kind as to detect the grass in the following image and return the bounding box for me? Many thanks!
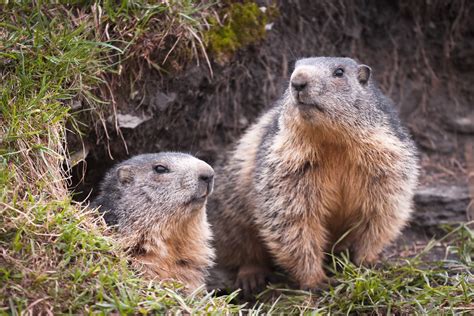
[255,224,474,315]
[0,1,240,314]
[1,1,473,315]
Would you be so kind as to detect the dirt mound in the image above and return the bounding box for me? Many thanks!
[70,0,474,214]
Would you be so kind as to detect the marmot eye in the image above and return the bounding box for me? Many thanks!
[154,165,169,174]
[333,68,344,77]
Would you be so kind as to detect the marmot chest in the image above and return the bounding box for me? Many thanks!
[295,148,373,238]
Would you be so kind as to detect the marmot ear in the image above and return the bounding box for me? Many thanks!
[357,65,371,85]
[117,165,134,184]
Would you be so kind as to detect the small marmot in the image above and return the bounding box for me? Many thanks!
[208,57,419,293]
[92,152,215,292]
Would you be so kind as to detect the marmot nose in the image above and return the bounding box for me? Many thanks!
[291,79,307,92]
[199,172,214,195]
[199,173,214,185]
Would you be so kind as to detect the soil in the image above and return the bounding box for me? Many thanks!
[69,1,473,253]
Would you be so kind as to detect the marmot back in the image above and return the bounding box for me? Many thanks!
[208,57,419,294]
[92,152,215,292]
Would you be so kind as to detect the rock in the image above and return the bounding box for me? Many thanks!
[413,184,470,226]
[447,115,474,134]
[115,113,151,129]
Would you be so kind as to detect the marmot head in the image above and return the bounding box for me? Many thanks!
[287,57,378,129]
[98,152,214,229]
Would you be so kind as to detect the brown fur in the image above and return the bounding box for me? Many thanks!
[92,153,215,292]
[122,208,214,291]
[208,57,419,292]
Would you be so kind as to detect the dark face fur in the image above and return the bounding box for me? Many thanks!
[287,57,376,128]
[99,153,214,229]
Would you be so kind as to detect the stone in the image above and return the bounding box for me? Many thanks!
[115,113,151,129]
[413,184,470,226]
[447,115,474,134]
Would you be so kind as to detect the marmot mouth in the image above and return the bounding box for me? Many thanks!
[188,194,208,205]
[297,101,325,112]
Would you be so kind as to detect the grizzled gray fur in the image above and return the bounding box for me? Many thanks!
[208,57,419,294]
[91,152,215,291]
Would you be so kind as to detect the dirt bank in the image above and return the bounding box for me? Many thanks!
[70,0,473,229]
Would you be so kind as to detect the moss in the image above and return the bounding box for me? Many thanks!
[205,1,277,62]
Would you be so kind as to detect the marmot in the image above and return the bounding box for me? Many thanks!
[91,153,215,292]
[208,57,419,293]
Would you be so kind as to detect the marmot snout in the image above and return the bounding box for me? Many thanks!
[289,58,373,125]
[92,152,215,291]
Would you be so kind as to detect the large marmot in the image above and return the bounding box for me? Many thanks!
[92,153,215,292]
[208,57,419,293]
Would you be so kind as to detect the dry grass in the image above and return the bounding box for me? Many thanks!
[0,1,241,314]
[62,1,220,158]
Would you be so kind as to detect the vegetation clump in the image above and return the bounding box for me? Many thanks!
[205,1,277,63]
